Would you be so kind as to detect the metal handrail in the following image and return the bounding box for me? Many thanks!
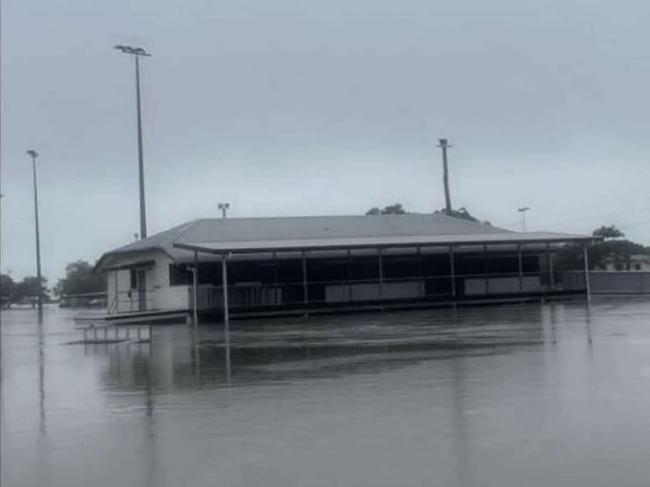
[187,271,565,310]
[177,270,553,289]
[108,298,118,315]
[110,288,157,314]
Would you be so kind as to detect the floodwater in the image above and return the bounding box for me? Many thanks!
[2,300,650,487]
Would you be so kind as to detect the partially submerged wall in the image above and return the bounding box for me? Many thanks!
[105,250,190,313]
[560,271,650,295]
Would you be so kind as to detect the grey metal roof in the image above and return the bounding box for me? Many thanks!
[174,231,591,255]
[97,214,591,267]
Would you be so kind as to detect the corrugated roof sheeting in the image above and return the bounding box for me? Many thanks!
[174,231,591,256]
[97,214,591,267]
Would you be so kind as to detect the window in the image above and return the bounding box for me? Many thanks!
[169,264,192,286]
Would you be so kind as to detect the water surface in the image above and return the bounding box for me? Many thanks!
[2,299,650,486]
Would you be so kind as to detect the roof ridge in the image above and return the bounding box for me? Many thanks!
[172,219,201,244]
[190,213,444,222]
[97,213,518,269]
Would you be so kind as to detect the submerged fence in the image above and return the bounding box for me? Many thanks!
[561,271,650,295]
[59,292,107,308]
[189,269,587,313]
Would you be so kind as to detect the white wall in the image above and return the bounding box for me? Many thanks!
[106,269,133,313]
[105,250,190,314]
[158,285,191,311]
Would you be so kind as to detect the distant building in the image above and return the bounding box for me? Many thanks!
[95,214,592,323]
[596,254,650,272]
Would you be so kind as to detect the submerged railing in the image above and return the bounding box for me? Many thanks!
[188,269,585,312]
[108,289,157,315]
[79,324,152,343]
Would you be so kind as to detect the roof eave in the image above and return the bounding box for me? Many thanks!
[94,246,178,272]
[173,234,595,256]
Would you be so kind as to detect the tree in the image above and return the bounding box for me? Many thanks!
[55,260,105,297]
[366,203,407,215]
[592,225,625,240]
[365,204,492,225]
[1,274,16,308]
[591,239,648,270]
[16,276,48,305]
[0,275,49,306]
[555,225,649,271]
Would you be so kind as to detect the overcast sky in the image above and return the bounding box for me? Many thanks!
[2,0,649,284]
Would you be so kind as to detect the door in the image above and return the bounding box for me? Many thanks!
[137,269,147,311]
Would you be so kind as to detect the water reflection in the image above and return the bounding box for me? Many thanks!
[542,304,558,345]
[93,306,558,487]
[450,354,473,487]
[143,344,158,487]
[5,301,641,487]
[98,304,553,393]
[37,311,45,435]
[585,301,594,345]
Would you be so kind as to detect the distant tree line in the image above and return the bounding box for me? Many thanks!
[53,260,105,297]
[365,203,490,224]
[1,260,106,309]
[364,205,648,270]
[366,203,407,215]
[555,225,650,271]
[0,275,48,308]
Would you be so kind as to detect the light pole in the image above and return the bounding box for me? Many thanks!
[437,138,453,215]
[518,206,531,232]
[114,44,151,239]
[27,150,43,312]
[218,202,230,219]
